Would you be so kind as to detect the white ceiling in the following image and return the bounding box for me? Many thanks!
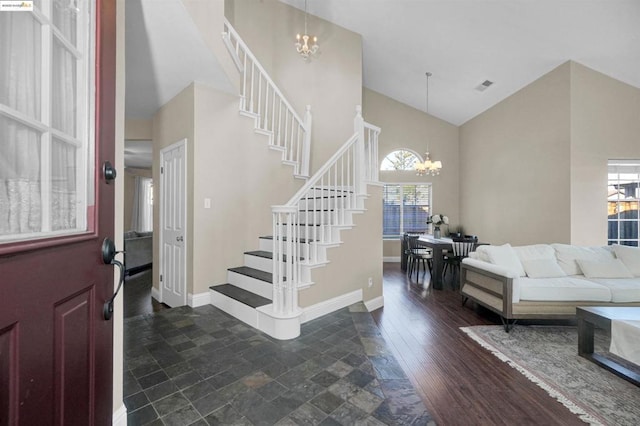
[283,0,640,125]
[123,0,640,166]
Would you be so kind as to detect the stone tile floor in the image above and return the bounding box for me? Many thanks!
[124,303,435,425]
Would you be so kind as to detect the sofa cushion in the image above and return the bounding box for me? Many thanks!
[481,244,526,277]
[518,277,611,302]
[612,244,640,277]
[521,259,567,278]
[513,244,556,262]
[588,278,640,303]
[551,244,616,275]
[577,258,633,279]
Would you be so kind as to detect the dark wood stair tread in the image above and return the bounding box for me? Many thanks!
[244,250,304,261]
[210,284,270,308]
[228,266,283,282]
[260,235,314,244]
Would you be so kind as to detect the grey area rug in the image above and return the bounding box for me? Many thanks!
[460,325,640,426]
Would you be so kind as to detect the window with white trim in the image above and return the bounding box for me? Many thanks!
[380,149,421,171]
[383,184,431,238]
[0,0,95,243]
[608,160,640,247]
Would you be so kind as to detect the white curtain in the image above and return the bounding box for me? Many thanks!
[0,4,78,237]
[131,177,153,233]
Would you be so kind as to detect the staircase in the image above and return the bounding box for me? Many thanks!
[210,20,381,340]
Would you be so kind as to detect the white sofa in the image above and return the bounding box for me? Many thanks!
[460,243,640,331]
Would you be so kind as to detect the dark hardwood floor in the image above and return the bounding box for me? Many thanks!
[373,262,585,426]
[123,269,169,318]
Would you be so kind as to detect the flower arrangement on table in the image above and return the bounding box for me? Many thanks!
[427,214,449,238]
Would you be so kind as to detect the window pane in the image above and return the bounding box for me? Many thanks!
[381,150,420,171]
[52,39,77,137]
[383,185,400,236]
[51,138,77,231]
[0,11,41,120]
[383,184,431,237]
[608,161,640,246]
[0,115,42,235]
[53,0,78,46]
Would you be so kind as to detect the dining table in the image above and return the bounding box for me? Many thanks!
[417,235,453,290]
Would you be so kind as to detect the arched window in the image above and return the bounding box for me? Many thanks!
[380,149,421,171]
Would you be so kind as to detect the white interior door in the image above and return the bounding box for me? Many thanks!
[160,139,187,307]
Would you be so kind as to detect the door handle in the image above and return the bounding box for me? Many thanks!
[103,161,117,183]
[176,236,183,242]
[102,237,125,320]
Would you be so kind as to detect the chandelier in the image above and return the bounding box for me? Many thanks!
[415,152,442,176]
[415,72,443,176]
[295,0,319,60]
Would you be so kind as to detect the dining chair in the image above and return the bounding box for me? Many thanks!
[407,235,433,281]
[443,236,478,289]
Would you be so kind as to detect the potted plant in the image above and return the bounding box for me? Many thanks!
[427,214,449,239]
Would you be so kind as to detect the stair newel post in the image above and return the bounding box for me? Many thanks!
[286,210,298,315]
[354,105,366,198]
[301,105,312,177]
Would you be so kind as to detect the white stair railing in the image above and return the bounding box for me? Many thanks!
[222,19,311,177]
[271,106,381,316]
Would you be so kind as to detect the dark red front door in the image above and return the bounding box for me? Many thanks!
[0,1,117,424]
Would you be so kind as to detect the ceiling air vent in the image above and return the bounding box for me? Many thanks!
[475,80,494,92]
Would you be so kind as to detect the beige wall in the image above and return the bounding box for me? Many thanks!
[362,88,460,258]
[459,62,572,246]
[227,0,363,172]
[152,83,196,295]
[125,118,152,140]
[570,62,640,245]
[458,61,640,247]
[192,83,303,295]
[299,185,383,307]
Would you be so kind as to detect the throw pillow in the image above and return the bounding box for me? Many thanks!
[483,244,526,277]
[521,259,566,278]
[576,258,633,279]
[551,244,616,275]
[612,244,640,277]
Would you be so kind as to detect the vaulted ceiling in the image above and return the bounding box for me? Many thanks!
[125,0,640,126]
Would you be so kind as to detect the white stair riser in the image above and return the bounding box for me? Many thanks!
[276,224,343,243]
[210,289,259,328]
[259,239,327,263]
[243,254,319,284]
[297,210,334,223]
[244,254,277,272]
[227,271,273,299]
[307,187,355,198]
[299,198,352,210]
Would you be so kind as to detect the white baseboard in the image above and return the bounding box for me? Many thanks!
[112,403,127,426]
[188,291,210,307]
[151,286,160,302]
[300,289,363,323]
[383,256,401,262]
[364,295,384,312]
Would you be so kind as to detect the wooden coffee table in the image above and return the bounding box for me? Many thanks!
[577,306,640,387]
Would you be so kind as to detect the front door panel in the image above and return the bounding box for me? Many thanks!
[0,1,116,424]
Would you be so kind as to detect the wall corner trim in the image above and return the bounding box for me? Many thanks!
[364,296,384,312]
[189,292,211,307]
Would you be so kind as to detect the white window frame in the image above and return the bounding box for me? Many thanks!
[608,160,640,247]
[0,0,95,243]
[380,149,423,171]
[383,183,432,239]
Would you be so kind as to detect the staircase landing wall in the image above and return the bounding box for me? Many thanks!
[299,185,384,309]
[227,0,363,172]
[192,83,305,296]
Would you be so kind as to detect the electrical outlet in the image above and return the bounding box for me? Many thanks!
[368,277,373,288]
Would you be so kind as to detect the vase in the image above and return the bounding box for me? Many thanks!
[433,227,441,239]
